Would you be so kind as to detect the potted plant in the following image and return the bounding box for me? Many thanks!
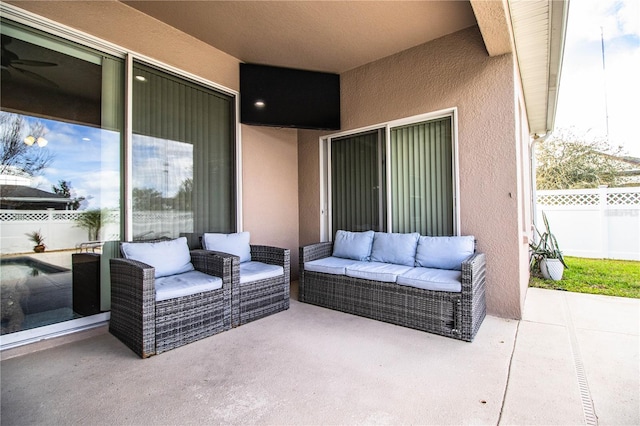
[529,211,568,281]
[26,230,46,253]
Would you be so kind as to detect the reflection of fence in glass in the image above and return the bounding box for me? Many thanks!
[536,187,640,261]
[0,210,117,254]
[131,211,194,240]
[0,210,193,254]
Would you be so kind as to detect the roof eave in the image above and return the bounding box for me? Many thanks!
[473,0,569,137]
[544,0,570,135]
[509,0,570,137]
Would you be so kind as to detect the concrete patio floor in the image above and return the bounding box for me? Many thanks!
[1,286,638,425]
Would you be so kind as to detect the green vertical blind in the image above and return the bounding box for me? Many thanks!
[331,131,384,235]
[131,62,235,239]
[390,117,453,235]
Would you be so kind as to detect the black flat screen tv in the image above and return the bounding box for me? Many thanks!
[240,63,340,130]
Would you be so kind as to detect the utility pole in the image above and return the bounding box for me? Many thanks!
[601,26,610,138]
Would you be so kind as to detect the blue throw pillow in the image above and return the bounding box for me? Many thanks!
[370,232,420,266]
[415,235,475,270]
[332,230,375,261]
[121,237,195,278]
[202,232,251,263]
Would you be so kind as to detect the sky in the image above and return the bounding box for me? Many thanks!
[554,0,640,157]
[14,114,191,211]
[26,116,121,210]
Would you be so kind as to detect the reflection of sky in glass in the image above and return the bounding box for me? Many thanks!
[1,112,121,209]
[132,135,193,197]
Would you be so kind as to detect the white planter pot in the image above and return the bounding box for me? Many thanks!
[540,258,564,281]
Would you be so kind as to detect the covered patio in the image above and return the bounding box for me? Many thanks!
[1,0,567,329]
[7,2,637,423]
[2,286,638,424]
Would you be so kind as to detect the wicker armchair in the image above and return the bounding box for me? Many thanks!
[198,232,290,327]
[232,244,290,327]
[109,240,233,358]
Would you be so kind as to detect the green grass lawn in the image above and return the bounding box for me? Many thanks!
[529,256,640,299]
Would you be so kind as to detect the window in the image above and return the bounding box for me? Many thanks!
[324,112,457,239]
[131,62,236,239]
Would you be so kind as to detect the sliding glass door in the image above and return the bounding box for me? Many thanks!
[0,18,237,342]
[0,19,123,335]
[326,115,455,239]
[390,117,453,235]
[330,130,386,235]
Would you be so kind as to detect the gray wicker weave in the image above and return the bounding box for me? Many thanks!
[230,245,291,327]
[109,249,233,358]
[299,241,486,342]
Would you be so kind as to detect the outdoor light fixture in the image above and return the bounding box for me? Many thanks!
[23,136,48,147]
[254,100,266,108]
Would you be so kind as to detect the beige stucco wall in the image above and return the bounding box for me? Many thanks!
[241,125,300,276]
[298,26,528,319]
[297,129,324,248]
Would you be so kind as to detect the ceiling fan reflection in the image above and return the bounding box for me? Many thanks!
[1,35,59,88]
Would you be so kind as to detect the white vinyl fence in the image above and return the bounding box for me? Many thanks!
[536,187,640,261]
[0,210,194,254]
[0,210,120,254]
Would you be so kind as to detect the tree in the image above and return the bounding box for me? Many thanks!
[173,178,193,210]
[535,128,627,189]
[132,187,165,211]
[75,208,113,241]
[0,113,54,176]
[52,180,85,210]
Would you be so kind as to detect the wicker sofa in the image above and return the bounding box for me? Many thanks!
[299,231,486,342]
[109,237,233,358]
[200,232,291,327]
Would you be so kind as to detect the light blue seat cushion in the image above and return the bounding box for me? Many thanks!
[332,230,375,261]
[415,235,475,271]
[345,262,413,283]
[397,267,462,292]
[239,261,284,284]
[370,232,420,266]
[202,232,251,263]
[154,270,223,302]
[304,256,362,275]
[121,237,195,278]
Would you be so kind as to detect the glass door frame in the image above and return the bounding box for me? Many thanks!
[319,108,460,242]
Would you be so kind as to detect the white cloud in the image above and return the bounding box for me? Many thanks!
[618,0,640,37]
[566,0,640,44]
[131,135,193,197]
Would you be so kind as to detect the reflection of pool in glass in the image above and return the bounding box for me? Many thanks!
[1,257,70,282]
[1,257,75,335]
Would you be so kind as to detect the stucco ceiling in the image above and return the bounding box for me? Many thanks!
[121,0,478,74]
